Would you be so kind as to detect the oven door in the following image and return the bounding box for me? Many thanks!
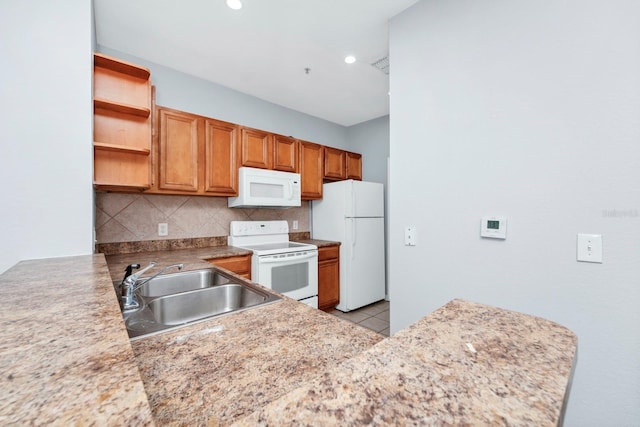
[254,250,318,303]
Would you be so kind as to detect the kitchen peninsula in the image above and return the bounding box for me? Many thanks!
[0,253,577,426]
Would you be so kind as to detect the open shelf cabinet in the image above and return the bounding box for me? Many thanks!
[93,52,152,191]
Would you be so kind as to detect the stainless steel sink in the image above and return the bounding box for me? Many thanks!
[147,284,268,325]
[136,268,232,297]
[119,268,280,340]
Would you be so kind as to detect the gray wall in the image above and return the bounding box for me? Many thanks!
[389,0,640,425]
[0,0,94,273]
[98,46,349,150]
[347,115,390,186]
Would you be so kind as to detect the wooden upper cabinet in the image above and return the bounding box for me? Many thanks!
[299,140,324,200]
[272,134,298,172]
[240,127,272,169]
[323,147,347,180]
[204,118,239,195]
[158,108,200,192]
[93,52,152,191]
[346,151,362,180]
[151,106,240,196]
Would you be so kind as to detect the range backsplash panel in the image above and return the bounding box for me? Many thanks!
[95,193,310,244]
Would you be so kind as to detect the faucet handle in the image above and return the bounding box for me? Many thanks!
[129,261,157,282]
[122,263,141,284]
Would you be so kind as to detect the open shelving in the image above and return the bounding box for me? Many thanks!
[93,52,152,191]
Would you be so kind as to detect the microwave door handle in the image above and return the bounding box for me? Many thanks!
[258,252,318,264]
[288,181,293,200]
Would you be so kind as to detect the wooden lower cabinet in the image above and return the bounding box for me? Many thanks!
[206,254,252,280]
[318,245,340,311]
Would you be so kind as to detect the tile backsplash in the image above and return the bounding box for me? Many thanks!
[95,192,310,244]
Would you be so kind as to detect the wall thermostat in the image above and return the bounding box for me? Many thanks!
[481,216,507,239]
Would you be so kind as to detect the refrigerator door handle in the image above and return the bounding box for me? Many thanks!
[351,218,356,260]
[351,185,356,217]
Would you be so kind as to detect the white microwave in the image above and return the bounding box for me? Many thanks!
[228,167,301,208]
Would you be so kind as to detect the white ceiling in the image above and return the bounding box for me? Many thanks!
[93,0,419,127]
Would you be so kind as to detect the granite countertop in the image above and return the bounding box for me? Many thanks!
[295,239,341,248]
[130,297,383,425]
[105,245,253,282]
[236,299,578,426]
[105,244,383,425]
[0,255,154,425]
[0,250,578,426]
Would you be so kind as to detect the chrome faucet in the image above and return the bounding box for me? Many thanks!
[121,262,183,311]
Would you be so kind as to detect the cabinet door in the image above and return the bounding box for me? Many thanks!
[318,245,340,311]
[273,134,298,172]
[204,119,239,195]
[240,127,272,169]
[158,108,200,192]
[323,147,346,180]
[346,151,362,180]
[299,141,324,200]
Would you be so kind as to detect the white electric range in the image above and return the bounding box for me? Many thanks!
[228,220,318,308]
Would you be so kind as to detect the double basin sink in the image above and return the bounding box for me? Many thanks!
[120,268,281,340]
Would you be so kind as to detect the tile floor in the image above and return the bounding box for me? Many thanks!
[328,299,390,337]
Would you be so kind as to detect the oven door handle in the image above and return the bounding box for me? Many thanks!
[258,252,318,263]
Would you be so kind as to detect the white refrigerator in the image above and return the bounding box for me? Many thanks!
[312,180,385,312]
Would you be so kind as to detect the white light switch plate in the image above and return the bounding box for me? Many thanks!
[577,234,602,263]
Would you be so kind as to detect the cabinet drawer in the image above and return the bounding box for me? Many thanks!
[207,254,252,276]
[318,245,340,262]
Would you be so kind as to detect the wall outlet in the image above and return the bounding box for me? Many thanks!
[158,223,169,237]
[292,220,299,230]
[404,226,417,246]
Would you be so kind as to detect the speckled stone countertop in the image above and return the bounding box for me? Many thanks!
[0,250,577,427]
[105,246,253,282]
[130,298,383,426]
[295,238,341,248]
[236,299,578,426]
[0,255,154,425]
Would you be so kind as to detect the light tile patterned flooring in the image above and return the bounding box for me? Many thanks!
[328,300,390,337]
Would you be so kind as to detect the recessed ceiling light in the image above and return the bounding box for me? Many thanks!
[344,56,356,64]
[226,0,242,10]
